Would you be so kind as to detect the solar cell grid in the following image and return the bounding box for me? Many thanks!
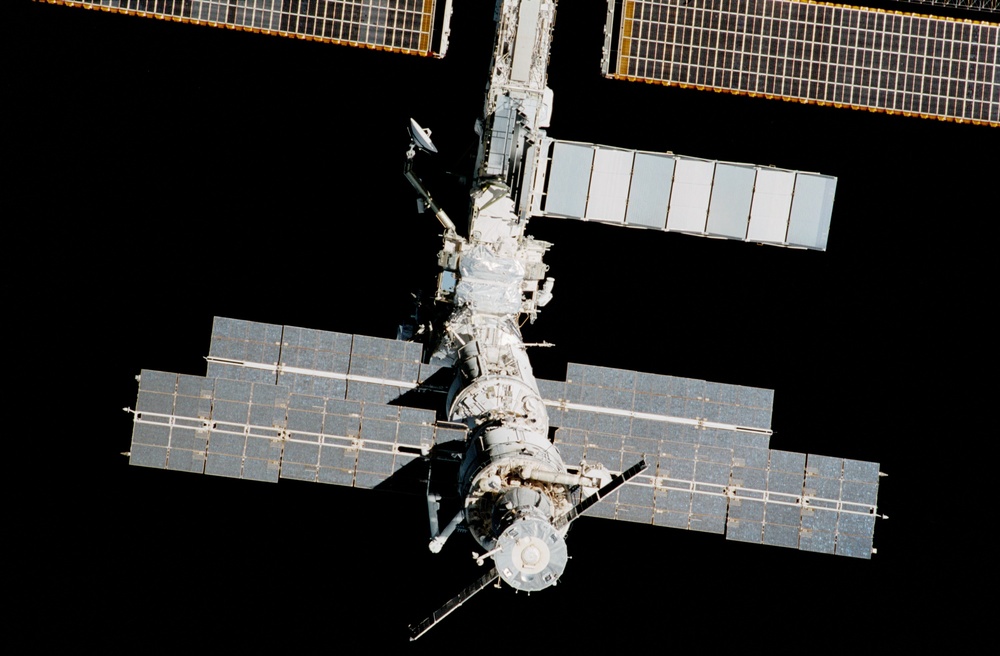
[534,139,836,249]
[52,0,442,55]
[607,0,999,125]
[542,363,776,446]
[129,353,452,489]
[559,408,879,557]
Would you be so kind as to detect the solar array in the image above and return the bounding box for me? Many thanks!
[409,566,501,640]
[42,0,997,124]
[530,139,836,250]
[129,318,466,490]
[604,0,1000,126]
[129,320,881,557]
[208,316,434,402]
[539,363,880,558]
[45,0,450,56]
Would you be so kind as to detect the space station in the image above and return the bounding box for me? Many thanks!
[41,0,997,640]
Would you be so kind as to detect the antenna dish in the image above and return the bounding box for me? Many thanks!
[409,118,438,154]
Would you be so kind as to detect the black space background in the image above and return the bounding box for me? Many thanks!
[11,1,995,652]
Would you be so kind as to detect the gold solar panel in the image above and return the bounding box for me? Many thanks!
[604,0,999,126]
[40,0,446,57]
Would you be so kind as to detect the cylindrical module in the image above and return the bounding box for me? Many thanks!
[456,418,571,590]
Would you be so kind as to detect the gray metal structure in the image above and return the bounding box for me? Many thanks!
[60,0,977,638]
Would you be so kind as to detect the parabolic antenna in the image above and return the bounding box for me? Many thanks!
[409,118,438,154]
